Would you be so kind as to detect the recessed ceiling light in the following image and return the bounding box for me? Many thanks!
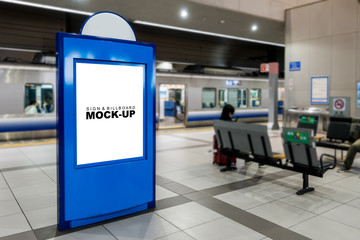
[220,20,225,24]
[251,24,258,31]
[180,9,188,18]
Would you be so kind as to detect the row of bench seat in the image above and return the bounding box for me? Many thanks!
[295,115,353,158]
[213,120,337,195]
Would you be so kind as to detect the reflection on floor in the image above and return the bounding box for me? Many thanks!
[158,116,185,129]
[1,126,360,240]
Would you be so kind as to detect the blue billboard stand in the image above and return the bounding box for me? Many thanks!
[57,12,156,230]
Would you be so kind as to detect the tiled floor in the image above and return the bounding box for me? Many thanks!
[1,127,360,239]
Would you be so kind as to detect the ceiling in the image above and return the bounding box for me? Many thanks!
[0,0,286,45]
[0,0,296,72]
[0,0,324,46]
[189,0,324,21]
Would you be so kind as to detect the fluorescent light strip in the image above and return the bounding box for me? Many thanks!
[157,60,196,65]
[157,72,284,82]
[0,47,41,52]
[134,20,285,47]
[0,0,93,15]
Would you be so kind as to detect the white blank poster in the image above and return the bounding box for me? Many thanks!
[76,62,144,165]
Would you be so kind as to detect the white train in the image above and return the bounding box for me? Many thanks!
[156,71,284,129]
[0,62,284,140]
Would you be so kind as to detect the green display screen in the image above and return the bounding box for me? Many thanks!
[300,116,316,124]
[285,130,310,144]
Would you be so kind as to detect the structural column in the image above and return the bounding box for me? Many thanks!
[268,62,279,130]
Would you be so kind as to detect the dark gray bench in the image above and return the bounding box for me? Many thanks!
[214,120,284,171]
[316,117,352,158]
[297,115,319,135]
[214,121,336,195]
[282,127,336,195]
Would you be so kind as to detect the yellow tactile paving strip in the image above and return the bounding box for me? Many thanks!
[156,127,214,135]
[0,127,215,148]
[0,140,57,148]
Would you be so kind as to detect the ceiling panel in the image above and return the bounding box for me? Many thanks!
[0,0,285,44]
[190,0,325,21]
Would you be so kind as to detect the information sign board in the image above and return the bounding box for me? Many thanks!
[285,130,310,145]
[300,116,316,124]
[329,97,350,117]
[260,63,269,72]
[311,76,329,104]
[289,61,301,71]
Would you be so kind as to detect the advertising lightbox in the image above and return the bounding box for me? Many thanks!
[57,12,156,231]
[76,61,144,165]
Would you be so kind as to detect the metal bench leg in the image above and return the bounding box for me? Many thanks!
[341,150,343,160]
[220,154,237,172]
[296,173,314,195]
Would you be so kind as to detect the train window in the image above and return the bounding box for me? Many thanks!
[238,89,248,108]
[227,88,238,107]
[202,88,216,108]
[168,88,182,103]
[218,89,227,108]
[250,89,261,108]
[24,83,54,114]
[227,88,247,108]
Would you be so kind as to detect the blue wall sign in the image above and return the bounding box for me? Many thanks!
[357,82,360,108]
[289,61,301,71]
[57,13,156,230]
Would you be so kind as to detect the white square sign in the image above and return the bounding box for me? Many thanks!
[76,62,144,165]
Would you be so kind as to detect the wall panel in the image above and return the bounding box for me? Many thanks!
[331,33,356,90]
[287,6,310,42]
[332,0,357,35]
[310,0,331,39]
[309,37,331,76]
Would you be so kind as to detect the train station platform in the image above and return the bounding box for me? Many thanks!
[1,127,360,240]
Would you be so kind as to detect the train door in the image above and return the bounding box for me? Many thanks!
[159,84,186,129]
[238,89,248,108]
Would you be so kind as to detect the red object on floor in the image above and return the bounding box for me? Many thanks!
[213,134,236,165]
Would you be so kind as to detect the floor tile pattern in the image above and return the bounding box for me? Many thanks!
[1,128,360,239]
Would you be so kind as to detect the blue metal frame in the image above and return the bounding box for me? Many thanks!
[57,32,156,230]
[311,76,329,104]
